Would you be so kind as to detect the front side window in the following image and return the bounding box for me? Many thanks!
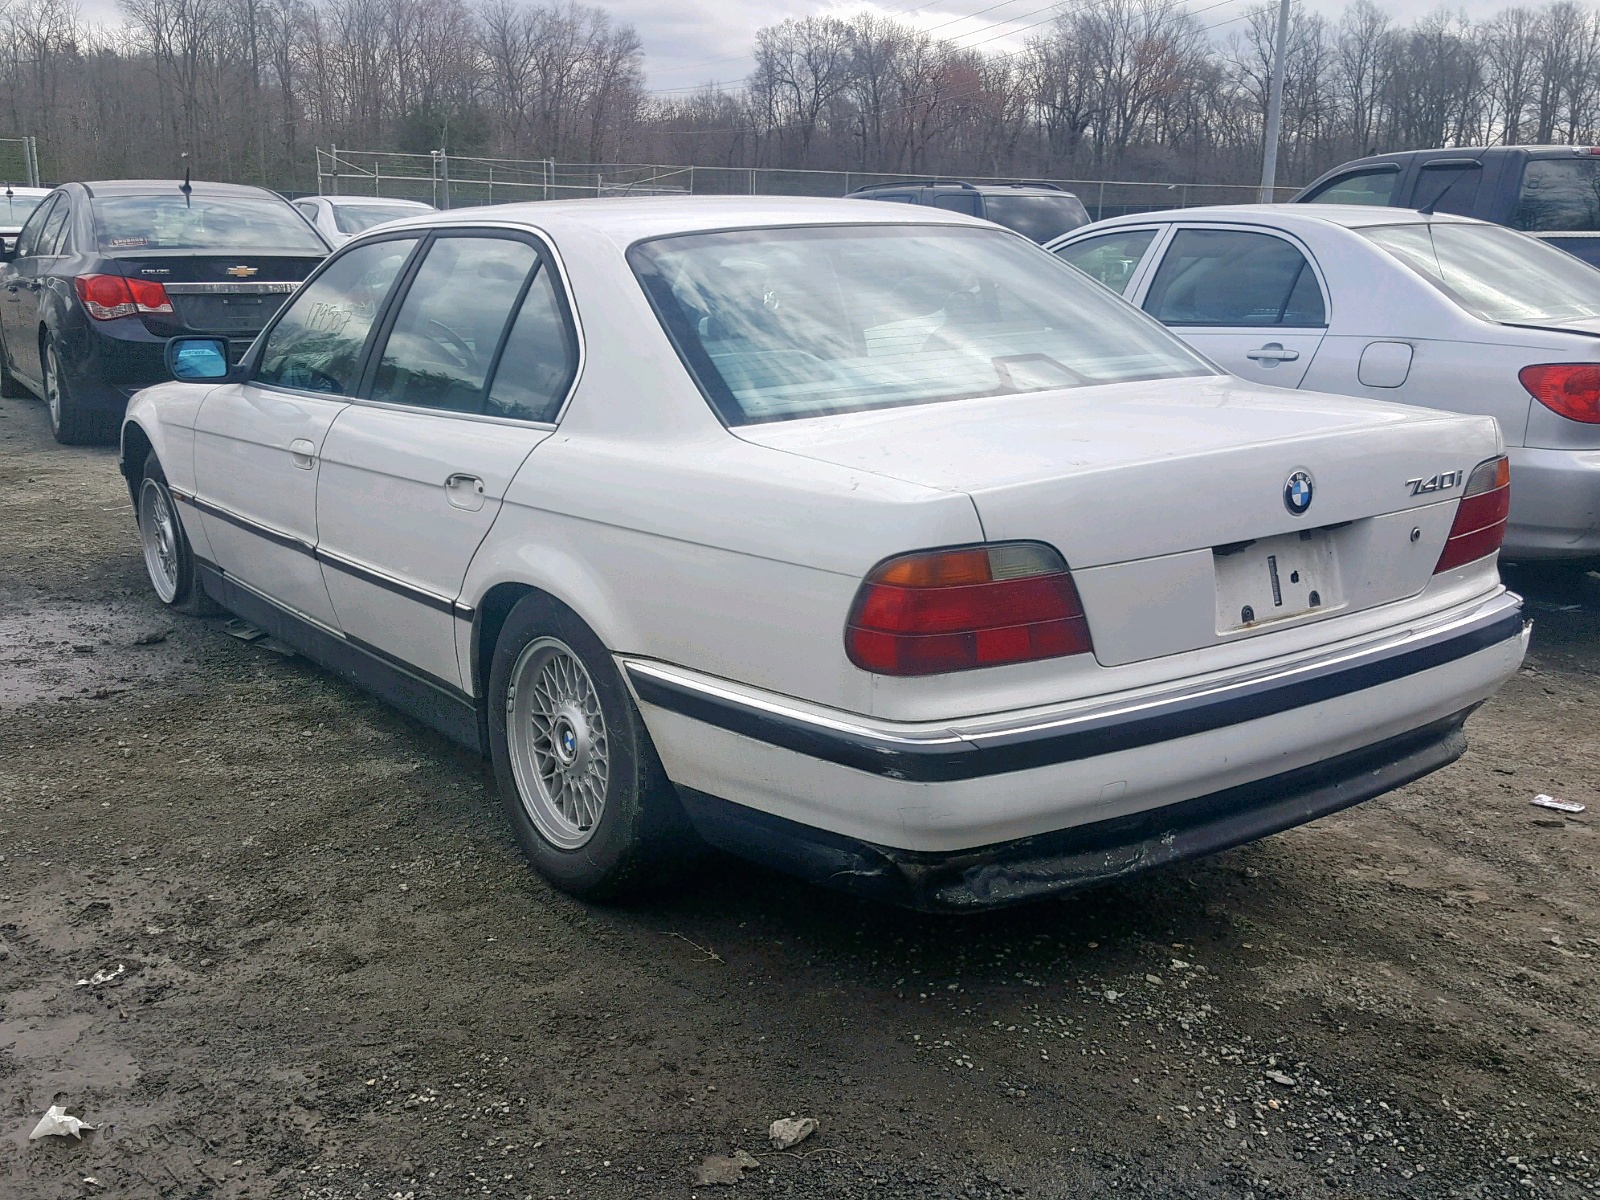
[93,192,328,252]
[255,238,418,394]
[1512,158,1600,232]
[370,236,538,412]
[1055,228,1159,293]
[1361,221,1600,325]
[1143,228,1326,327]
[16,195,59,258]
[1303,167,1400,207]
[630,224,1210,426]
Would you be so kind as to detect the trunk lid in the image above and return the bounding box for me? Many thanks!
[111,251,323,338]
[738,376,1502,664]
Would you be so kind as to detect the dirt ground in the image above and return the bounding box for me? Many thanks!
[1,390,1597,1200]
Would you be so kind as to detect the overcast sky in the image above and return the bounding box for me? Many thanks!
[74,0,1527,93]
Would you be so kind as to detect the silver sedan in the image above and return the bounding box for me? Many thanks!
[1049,205,1600,562]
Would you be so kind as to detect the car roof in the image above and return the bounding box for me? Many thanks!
[1062,203,1488,237]
[1,186,51,197]
[76,179,290,199]
[360,195,992,245]
[323,195,434,207]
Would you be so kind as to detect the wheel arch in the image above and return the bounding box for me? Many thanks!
[120,419,155,504]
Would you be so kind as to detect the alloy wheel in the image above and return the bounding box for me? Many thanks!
[505,636,611,850]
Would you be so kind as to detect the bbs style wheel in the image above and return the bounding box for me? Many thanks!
[487,593,692,900]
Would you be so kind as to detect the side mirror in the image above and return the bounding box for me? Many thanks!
[0,241,15,264]
[165,336,232,383]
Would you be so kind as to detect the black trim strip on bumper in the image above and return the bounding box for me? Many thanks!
[629,605,1525,783]
[678,706,1476,912]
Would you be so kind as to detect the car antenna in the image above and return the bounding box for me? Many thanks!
[179,155,192,208]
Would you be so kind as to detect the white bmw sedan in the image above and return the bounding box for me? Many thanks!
[119,198,1526,910]
[1049,205,1600,563]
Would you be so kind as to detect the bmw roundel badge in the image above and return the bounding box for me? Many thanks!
[1284,470,1314,516]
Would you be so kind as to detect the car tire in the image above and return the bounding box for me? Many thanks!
[488,593,694,901]
[137,451,220,616]
[42,334,118,445]
[0,335,27,398]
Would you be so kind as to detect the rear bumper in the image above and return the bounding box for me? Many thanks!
[1505,445,1600,561]
[626,591,1527,907]
[60,319,257,411]
[677,709,1473,911]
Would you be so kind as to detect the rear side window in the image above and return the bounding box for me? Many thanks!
[36,200,70,256]
[980,194,1091,243]
[93,192,327,252]
[1416,163,1482,216]
[486,266,579,423]
[370,235,538,412]
[1513,158,1600,232]
[1055,228,1159,293]
[13,195,57,257]
[932,193,981,217]
[1302,167,1400,207]
[1143,229,1326,327]
[256,238,418,394]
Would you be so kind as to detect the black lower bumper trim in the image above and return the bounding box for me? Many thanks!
[676,707,1477,912]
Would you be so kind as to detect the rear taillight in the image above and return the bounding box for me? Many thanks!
[846,542,1092,676]
[1519,363,1600,423]
[1435,455,1510,574]
[74,274,174,321]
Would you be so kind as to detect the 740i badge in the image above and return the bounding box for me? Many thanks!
[1407,471,1462,496]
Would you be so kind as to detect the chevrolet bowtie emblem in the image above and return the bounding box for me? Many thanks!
[225,265,258,278]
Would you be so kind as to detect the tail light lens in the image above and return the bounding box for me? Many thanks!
[74,274,174,320]
[1434,455,1510,574]
[1519,363,1600,423]
[846,542,1092,675]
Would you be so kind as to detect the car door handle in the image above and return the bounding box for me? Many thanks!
[444,473,486,512]
[1246,344,1300,363]
[289,438,317,470]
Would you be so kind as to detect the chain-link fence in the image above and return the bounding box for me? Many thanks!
[0,137,42,189]
[314,148,1299,218]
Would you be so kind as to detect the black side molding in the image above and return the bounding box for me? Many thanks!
[629,608,1524,783]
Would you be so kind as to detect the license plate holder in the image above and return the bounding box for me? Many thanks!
[1214,530,1340,632]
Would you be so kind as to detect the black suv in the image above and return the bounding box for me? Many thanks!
[0,179,330,443]
[1295,146,1600,267]
[848,181,1091,244]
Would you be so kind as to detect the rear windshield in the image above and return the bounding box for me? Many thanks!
[630,224,1210,426]
[93,193,327,252]
[1361,221,1600,325]
[981,193,1091,243]
[334,202,432,235]
[0,193,45,226]
[1513,158,1600,232]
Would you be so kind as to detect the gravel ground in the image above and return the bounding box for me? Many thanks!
[1,390,1597,1200]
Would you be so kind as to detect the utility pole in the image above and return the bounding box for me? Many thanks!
[1258,0,1292,203]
